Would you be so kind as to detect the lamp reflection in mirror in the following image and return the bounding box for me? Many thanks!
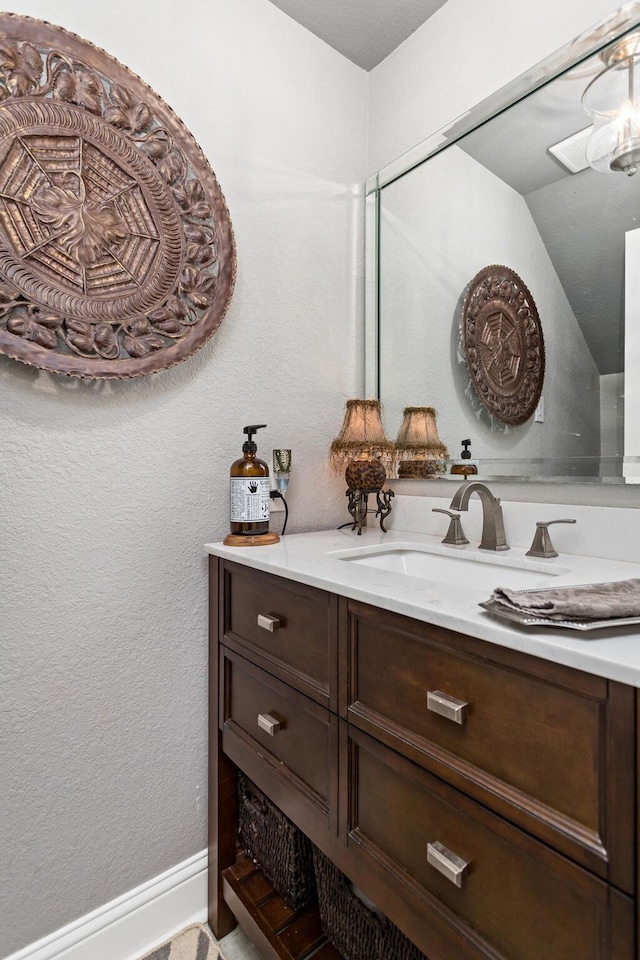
[395,406,449,479]
[329,399,394,535]
[583,32,640,176]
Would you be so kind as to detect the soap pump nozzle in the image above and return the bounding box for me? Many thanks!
[242,423,267,454]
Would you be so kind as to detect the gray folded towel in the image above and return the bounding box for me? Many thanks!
[491,578,640,621]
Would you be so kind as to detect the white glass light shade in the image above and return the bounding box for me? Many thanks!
[582,56,639,118]
[582,53,640,175]
[585,116,627,171]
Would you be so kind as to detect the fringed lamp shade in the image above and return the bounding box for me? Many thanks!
[395,406,448,479]
[330,399,394,491]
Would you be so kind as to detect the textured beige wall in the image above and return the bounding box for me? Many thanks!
[0,1,367,954]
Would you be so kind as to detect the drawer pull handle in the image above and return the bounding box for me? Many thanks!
[257,614,281,632]
[427,690,468,725]
[427,841,469,888]
[257,713,281,736]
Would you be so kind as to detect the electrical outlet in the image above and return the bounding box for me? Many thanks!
[269,495,285,512]
[535,396,544,423]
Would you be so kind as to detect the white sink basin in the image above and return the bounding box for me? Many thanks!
[331,542,570,592]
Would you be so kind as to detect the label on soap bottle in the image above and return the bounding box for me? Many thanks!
[230,477,270,522]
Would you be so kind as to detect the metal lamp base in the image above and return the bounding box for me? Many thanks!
[346,486,394,535]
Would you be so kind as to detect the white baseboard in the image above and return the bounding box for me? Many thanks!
[6,850,209,960]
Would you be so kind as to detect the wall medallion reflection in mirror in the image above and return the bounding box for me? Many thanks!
[461,264,545,426]
[0,14,235,379]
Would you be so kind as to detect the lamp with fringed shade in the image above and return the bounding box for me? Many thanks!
[330,399,395,534]
[395,406,448,479]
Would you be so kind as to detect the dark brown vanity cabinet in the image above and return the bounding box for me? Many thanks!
[209,558,637,960]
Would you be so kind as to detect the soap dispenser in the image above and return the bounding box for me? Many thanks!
[224,424,280,546]
[450,439,479,478]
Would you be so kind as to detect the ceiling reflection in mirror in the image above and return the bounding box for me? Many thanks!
[369,10,640,482]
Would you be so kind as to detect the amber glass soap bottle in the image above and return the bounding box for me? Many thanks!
[229,424,270,537]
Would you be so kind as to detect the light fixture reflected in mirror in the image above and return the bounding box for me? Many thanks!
[583,32,640,176]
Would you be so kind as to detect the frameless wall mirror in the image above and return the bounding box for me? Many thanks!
[366,3,640,483]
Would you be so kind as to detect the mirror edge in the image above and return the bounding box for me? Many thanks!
[365,176,379,397]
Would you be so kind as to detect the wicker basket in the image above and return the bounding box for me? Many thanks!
[236,774,316,910]
[380,916,429,960]
[312,846,383,960]
[312,845,428,960]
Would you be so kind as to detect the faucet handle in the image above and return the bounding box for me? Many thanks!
[432,508,469,546]
[526,519,577,559]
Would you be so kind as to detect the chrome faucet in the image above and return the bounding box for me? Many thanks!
[449,481,509,552]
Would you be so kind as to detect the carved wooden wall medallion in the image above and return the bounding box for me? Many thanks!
[0,14,235,378]
[461,265,545,426]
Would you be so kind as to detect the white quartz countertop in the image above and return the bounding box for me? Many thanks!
[205,527,640,687]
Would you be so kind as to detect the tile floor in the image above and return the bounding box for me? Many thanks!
[218,926,264,960]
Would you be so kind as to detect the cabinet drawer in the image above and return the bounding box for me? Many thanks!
[221,561,337,708]
[345,726,633,960]
[221,647,337,839]
[344,601,634,889]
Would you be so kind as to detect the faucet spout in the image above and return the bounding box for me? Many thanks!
[449,481,509,552]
